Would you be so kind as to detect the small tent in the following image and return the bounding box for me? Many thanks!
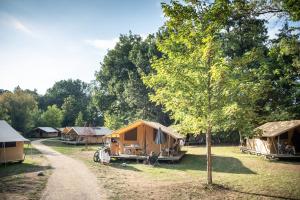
[28,127,59,138]
[0,120,29,163]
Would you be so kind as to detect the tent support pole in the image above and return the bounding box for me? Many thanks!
[168,134,170,157]
[278,136,280,154]
[4,142,6,167]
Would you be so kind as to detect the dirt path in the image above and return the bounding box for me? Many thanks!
[32,139,106,200]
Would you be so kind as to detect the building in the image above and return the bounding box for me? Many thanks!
[106,120,185,161]
[242,120,300,158]
[0,120,29,163]
[28,127,59,138]
[61,127,112,144]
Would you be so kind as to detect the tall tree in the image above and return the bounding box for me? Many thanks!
[0,87,38,132]
[144,0,239,184]
[40,105,63,127]
[75,111,85,126]
[61,95,82,126]
[94,33,170,129]
[44,79,90,126]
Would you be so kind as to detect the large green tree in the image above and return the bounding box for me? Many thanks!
[143,0,241,184]
[44,79,91,126]
[0,87,39,132]
[94,33,170,129]
[40,105,64,127]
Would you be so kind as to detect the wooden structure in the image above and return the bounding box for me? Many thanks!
[0,120,29,164]
[106,120,185,161]
[242,120,300,158]
[28,127,59,138]
[61,127,112,145]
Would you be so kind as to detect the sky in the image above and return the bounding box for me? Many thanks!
[0,0,296,94]
[0,0,166,94]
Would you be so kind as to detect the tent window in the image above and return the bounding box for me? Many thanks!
[124,128,137,141]
[0,142,17,148]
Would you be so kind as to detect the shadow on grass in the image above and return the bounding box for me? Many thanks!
[157,154,256,174]
[109,153,255,174]
[107,159,142,172]
[0,163,53,178]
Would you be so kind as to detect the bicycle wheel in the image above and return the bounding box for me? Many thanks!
[93,151,100,162]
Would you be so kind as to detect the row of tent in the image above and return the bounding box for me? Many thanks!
[1,119,300,164]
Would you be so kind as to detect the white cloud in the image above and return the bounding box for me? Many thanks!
[0,13,35,36]
[84,38,118,50]
[10,17,33,35]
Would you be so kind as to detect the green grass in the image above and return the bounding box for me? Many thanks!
[41,138,99,155]
[0,145,51,200]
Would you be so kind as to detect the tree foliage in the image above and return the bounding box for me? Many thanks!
[41,105,63,127]
[94,33,170,129]
[0,87,38,132]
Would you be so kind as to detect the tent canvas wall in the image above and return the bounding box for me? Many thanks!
[244,120,300,156]
[0,120,29,163]
[108,120,184,156]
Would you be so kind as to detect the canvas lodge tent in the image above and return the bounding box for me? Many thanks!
[0,120,29,164]
[105,120,185,161]
[61,127,112,144]
[28,127,59,138]
[242,120,300,158]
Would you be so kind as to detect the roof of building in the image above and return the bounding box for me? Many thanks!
[111,120,184,139]
[68,127,113,136]
[255,120,300,137]
[0,120,29,142]
[35,127,59,133]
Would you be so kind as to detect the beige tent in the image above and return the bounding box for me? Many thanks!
[61,127,112,144]
[244,120,300,157]
[0,120,29,163]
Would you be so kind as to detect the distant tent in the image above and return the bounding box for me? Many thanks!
[28,127,59,138]
[61,127,112,144]
[0,120,29,164]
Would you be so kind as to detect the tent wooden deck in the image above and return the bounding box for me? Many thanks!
[111,151,186,162]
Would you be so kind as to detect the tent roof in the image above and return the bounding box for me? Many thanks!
[68,127,112,136]
[35,127,59,133]
[0,120,29,142]
[111,120,184,139]
[255,120,300,137]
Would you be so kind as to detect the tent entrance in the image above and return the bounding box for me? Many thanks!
[291,127,300,154]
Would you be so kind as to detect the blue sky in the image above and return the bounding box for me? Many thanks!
[0,0,166,94]
[0,0,296,94]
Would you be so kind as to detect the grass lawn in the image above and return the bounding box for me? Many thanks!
[41,139,300,200]
[0,144,52,200]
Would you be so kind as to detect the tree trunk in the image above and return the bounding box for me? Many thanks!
[239,131,243,146]
[206,126,212,185]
